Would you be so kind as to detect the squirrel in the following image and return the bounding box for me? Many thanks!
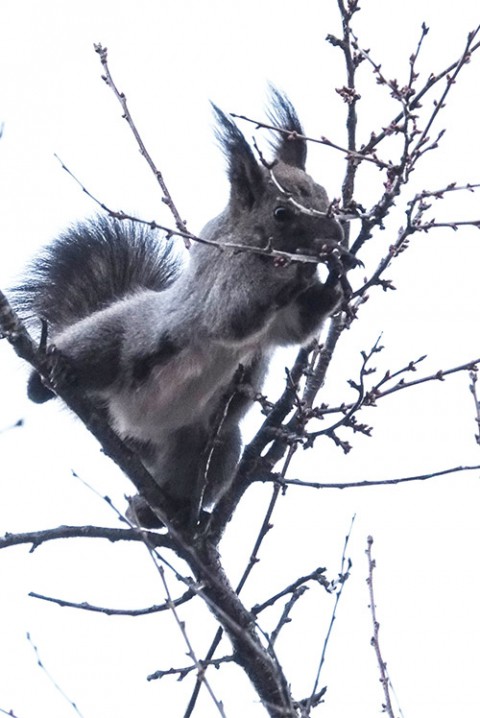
[15,90,353,526]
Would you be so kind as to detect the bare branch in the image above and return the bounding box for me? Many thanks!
[156,564,227,718]
[313,356,479,423]
[29,588,194,616]
[252,567,329,615]
[302,318,346,408]
[294,687,328,716]
[410,26,480,166]
[194,365,248,527]
[329,0,362,213]
[366,537,402,718]
[363,357,479,404]
[306,336,383,444]
[305,515,354,713]
[270,585,309,646]
[53,153,197,245]
[231,113,388,168]
[0,709,22,718]
[0,525,173,552]
[414,219,480,231]
[93,43,190,246]
[272,463,480,490]
[206,348,311,545]
[27,633,85,718]
[360,26,480,155]
[53,153,345,267]
[148,654,235,682]
[469,368,480,445]
[183,445,298,717]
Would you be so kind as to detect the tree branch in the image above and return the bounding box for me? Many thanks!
[0,524,173,552]
[28,588,194,616]
[93,43,190,246]
[270,463,480,490]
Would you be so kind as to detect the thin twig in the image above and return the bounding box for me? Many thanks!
[334,0,361,213]
[305,515,355,713]
[299,353,480,451]
[302,316,346,409]
[415,219,480,231]
[0,525,173,552]
[29,589,194,616]
[27,633,85,718]
[366,537,400,718]
[311,356,479,422]
[195,366,247,526]
[469,368,480,445]
[53,153,344,267]
[363,358,480,403]
[231,113,387,168]
[410,27,480,165]
[306,336,383,444]
[93,43,190,246]
[252,567,329,615]
[360,28,480,155]
[148,654,235,682]
[270,463,480,490]
[157,565,227,717]
[270,586,309,646]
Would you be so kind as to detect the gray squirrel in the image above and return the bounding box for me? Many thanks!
[17,91,353,526]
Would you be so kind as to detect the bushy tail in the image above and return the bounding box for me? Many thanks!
[15,215,179,330]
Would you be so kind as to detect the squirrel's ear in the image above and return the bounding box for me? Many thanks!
[212,103,266,213]
[267,86,307,170]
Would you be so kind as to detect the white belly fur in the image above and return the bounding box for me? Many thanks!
[107,343,251,443]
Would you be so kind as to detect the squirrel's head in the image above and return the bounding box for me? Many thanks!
[211,88,345,261]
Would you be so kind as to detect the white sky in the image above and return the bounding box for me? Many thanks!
[1,1,480,717]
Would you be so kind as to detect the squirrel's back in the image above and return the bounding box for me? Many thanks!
[16,215,179,330]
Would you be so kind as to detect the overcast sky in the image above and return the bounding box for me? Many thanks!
[1,1,480,717]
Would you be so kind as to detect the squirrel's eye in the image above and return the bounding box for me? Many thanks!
[273,206,293,222]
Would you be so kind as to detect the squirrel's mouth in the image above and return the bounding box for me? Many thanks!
[297,238,361,270]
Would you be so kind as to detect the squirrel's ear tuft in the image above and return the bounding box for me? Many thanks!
[212,103,266,212]
[266,86,307,170]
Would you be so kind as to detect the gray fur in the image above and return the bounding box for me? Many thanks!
[18,91,348,523]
